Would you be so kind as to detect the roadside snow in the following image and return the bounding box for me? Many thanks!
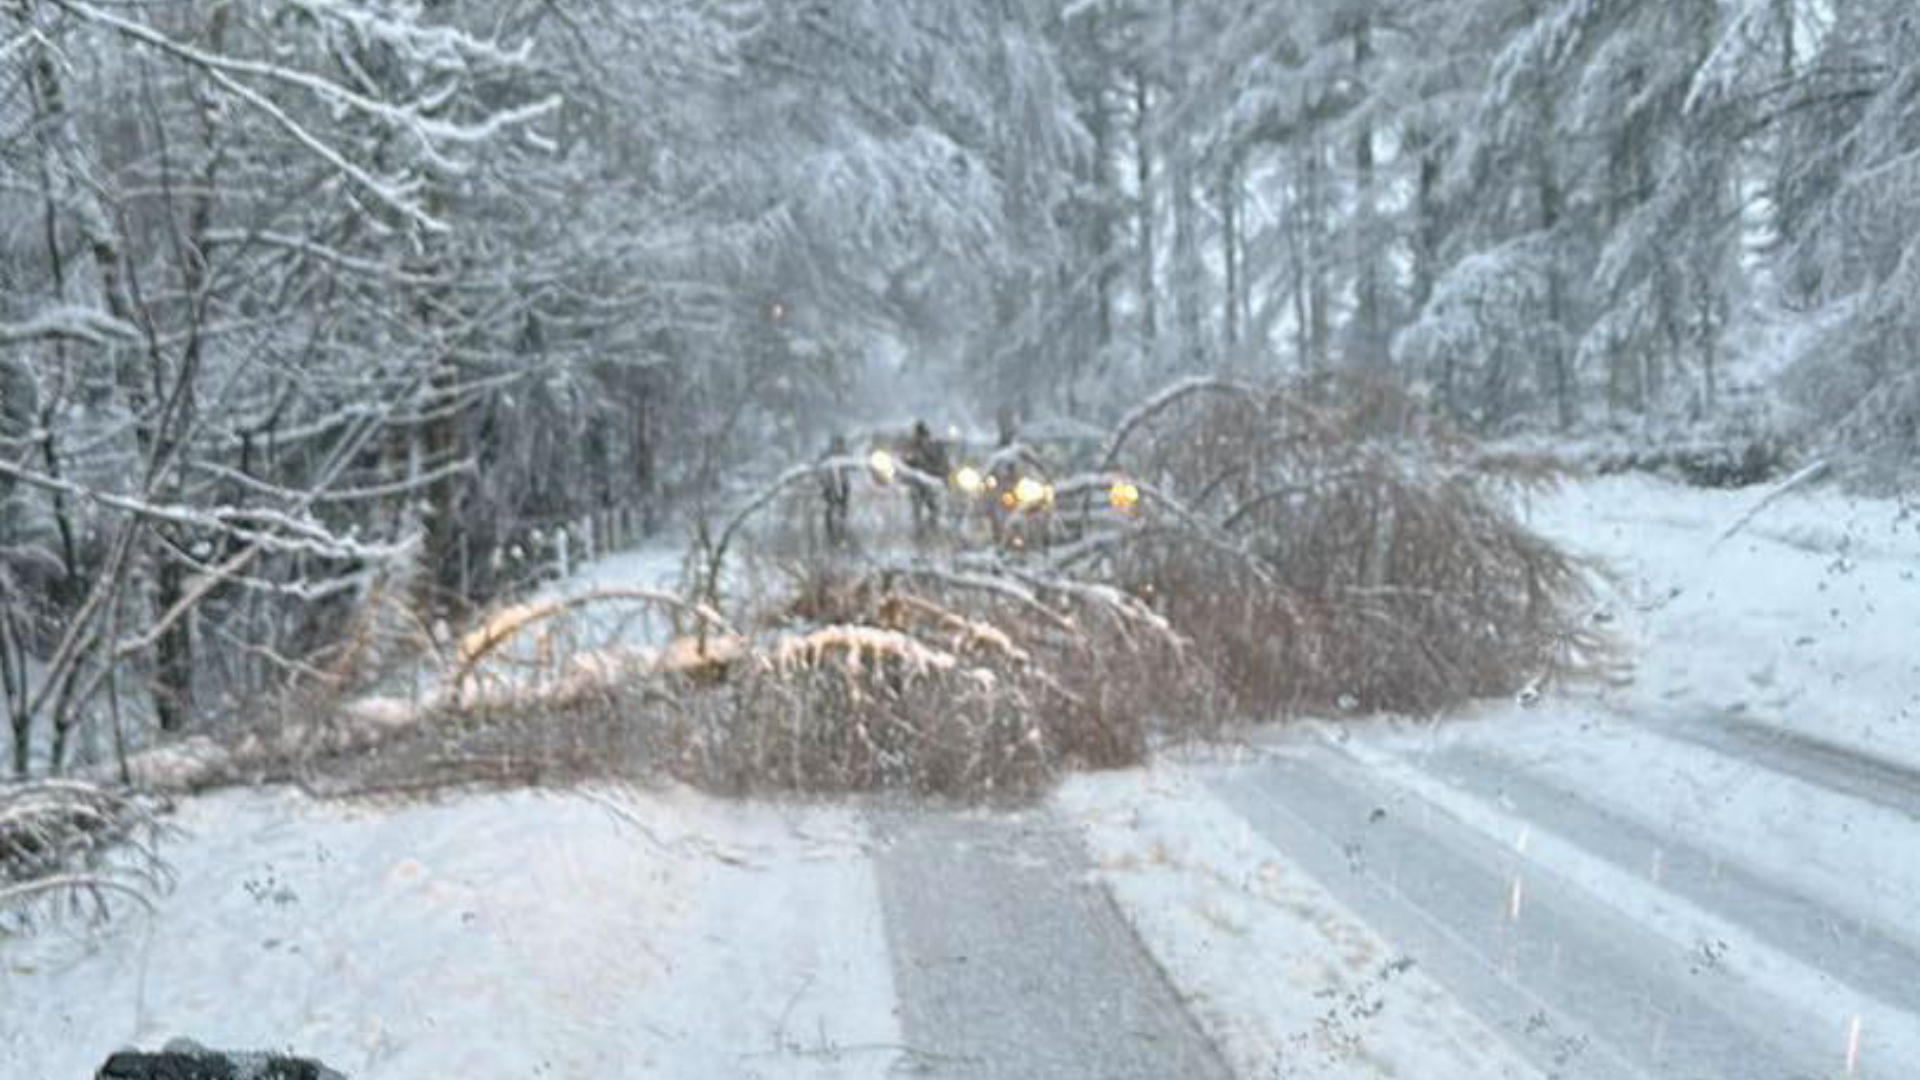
[613,789,900,1078]
[1042,471,1920,1080]
[1522,474,1920,770]
[523,539,692,649]
[0,784,897,1080]
[319,541,693,748]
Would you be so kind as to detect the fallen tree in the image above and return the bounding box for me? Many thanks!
[639,557,1201,799]
[93,374,1616,805]
[1091,373,1616,715]
[593,373,1613,799]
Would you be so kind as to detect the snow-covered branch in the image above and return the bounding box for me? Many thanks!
[1099,376,1258,472]
[0,459,405,563]
[50,0,556,231]
[0,306,139,347]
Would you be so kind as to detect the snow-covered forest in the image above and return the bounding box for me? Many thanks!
[6,5,1920,1078]
[2,1,1917,771]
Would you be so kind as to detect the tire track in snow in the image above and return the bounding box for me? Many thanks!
[1206,746,1862,1080]
[1059,769,1553,1080]
[1421,741,1920,1011]
[1632,712,1920,822]
[1339,736,1919,1079]
[869,806,1233,1079]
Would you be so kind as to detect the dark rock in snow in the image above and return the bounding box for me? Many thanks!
[96,1039,345,1080]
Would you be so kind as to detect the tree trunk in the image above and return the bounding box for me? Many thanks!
[27,12,206,733]
[1133,66,1157,364]
[1090,76,1116,357]
[1304,138,1329,368]
[148,547,193,733]
[2,607,27,777]
[1220,153,1240,347]
[419,359,465,612]
[1770,0,1797,246]
[1351,17,1384,369]
[1536,103,1573,430]
[27,83,81,591]
[1409,126,1440,316]
[1167,0,1201,367]
[1171,148,1200,365]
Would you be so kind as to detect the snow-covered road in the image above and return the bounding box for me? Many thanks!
[12,707,1911,1079]
[869,807,1231,1079]
[7,706,1914,1079]
[1068,711,1919,1080]
[7,476,1915,1078]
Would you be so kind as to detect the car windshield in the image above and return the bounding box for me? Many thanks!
[3,3,1916,1078]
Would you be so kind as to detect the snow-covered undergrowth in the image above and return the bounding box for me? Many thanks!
[0,781,170,931]
[1520,472,1920,769]
[93,545,698,797]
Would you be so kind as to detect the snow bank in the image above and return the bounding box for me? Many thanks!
[1523,474,1920,770]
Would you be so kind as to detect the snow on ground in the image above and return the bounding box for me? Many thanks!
[1040,472,1920,1078]
[525,539,693,647]
[356,539,693,721]
[535,542,687,603]
[8,475,1916,1079]
[1060,766,1546,1080]
[1521,473,1920,770]
[618,789,897,1078]
[0,784,897,1080]
[1381,706,1920,943]
[1331,730,1920,1073]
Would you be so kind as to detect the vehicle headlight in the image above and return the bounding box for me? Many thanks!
[1012,476,1053,509]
